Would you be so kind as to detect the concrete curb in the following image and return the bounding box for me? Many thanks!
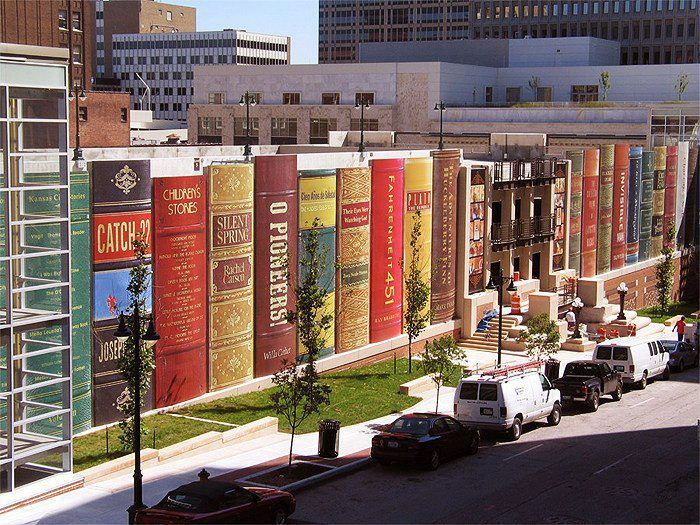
[285,457,374,494]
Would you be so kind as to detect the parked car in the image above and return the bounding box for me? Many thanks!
[593,336,670,389]
[552,360,623,411]
[371,413,479,470]
[659,339,699,371]
[453,361,562,441]
[135,477,295,524]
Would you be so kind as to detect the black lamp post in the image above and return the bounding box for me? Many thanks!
[239,91,257,158]
[68,85,87,170]
[571,296,584,339]
[115,311,160,524]
[616,282,628,321]
[434,101,446,150]
[486,268,518,366]
[354,99,370,153]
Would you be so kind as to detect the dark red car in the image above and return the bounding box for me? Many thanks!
[371,413,479,470]
[135,478,295,524]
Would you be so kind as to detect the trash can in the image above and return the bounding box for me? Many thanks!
[318,419,340,458]
[544,359,561,382]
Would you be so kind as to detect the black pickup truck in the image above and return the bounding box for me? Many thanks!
[552,360,623,412]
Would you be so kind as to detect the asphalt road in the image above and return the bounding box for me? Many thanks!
[291,368,700,524]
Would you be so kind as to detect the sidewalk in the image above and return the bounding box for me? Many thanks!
[4,385,458,525]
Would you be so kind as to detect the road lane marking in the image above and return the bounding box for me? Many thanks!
[593,452,635,475]
[630,397,655,408]
[502,444,543,462]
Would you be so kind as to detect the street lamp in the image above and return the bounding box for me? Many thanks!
[616,282,628,320]
[115,311,160,524]
[434,101,446,150]
[354,99,370,153]
[486,268,518,366]
[67,85,87,170]
[239,91,257,158]
[571,297,584,339]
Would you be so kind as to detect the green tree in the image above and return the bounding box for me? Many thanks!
[655,222,676,314]
[599,71,612,101]
[422,335,466,413]
[519,313,561,362]
[116,234,156,451]
[271,217,332,467]
[674,73,689,101]
[403,211,431,373]
[528,76,541,101]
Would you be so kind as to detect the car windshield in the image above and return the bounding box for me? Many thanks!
[565,363,599,376]
[596,346,612,360]
[660,341,677,352]
[158,492,208,512]
[388,417,431,435]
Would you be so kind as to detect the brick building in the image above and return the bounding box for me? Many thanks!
[68,90,131,148]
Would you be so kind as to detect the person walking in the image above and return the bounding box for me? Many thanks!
[672,315,686,342]
[565,306,576,333]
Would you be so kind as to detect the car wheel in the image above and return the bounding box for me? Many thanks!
[547,403,562,426]
[466,431,480,456]
[273,508,288,525]
[638,371,648,390]
[678,360,684,373]
[612,382,623,401]
[662,365,671,380]
[509,417,522,441]
[428,449,440,470]
[588,391,600,412]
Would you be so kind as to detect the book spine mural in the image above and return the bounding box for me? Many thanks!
[610,144,629,270]
[298,170,337,358]
[651,146,667,258]
[430,149,460,323]
[596,145,614,274]
[403,157,433,321]
[468,167,486,293]
[580,148,600,277]
[254,155,298,376]
[675,142,689,246]
[686,145,699,246]
[552,160,567,272]
[626,146,642,265]
[638,151,655,262]
[207,164,255,390]
[664,145,678,248]
[91,160,153,426]
[152,175,207,406]
[566,150,584,275]
[336,167,371,353]
[370,158,404,343]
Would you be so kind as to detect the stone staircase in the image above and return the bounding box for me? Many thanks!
[458,316,520,352]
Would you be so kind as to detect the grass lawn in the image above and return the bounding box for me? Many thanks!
[637,301,699,324]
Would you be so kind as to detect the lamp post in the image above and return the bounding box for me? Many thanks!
[115,311,160,524]
[616,282,628,320]
[239,91,257,158]
[486,268,518,366]
[571,296,584,339]
[67,85,87,170]
[354,99,370,153]
[434,101,446,150]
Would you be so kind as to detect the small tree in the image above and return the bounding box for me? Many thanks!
[655,222,676,315]
[519,313,561,362]
[422,335,466,413]
[674,73,689,101]
[271,217,332,467]
[599,71,611,101]
[403,211,431,373]
[528,76,541,101]
[117,234,156,451]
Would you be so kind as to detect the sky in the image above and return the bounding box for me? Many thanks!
[175,0,319,64]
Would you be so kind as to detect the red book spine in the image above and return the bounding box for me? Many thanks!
[152,176,208,407]
[254,155,298,376]
[369,158,404,343]
[664,145,678,247]
[580,149,600,277]
[430,149,460,323]
[610,144,630,270]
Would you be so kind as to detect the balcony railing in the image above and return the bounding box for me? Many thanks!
[491,221,516,245]
[491,214,555,245]
[492,158,561,185]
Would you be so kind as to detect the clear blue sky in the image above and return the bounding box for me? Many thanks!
[175,0,319,64]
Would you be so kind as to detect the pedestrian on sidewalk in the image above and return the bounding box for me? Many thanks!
[565,307,576,333]
[672,316,686,342]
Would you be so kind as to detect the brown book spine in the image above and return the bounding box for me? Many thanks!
[580,149,600,277]
[664,145,678,248]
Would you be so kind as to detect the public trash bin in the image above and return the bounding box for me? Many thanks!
[318,419,340,458]
[544,359,561,382]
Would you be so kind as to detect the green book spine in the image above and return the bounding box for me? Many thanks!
[596,145,614,274]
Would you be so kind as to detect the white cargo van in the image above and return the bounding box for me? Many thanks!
[453,362,562,441]
[593,336,670,389]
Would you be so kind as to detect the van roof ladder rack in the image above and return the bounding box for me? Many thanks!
[483,360,543,378]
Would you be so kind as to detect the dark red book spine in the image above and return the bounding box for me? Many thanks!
[664,145,678,247]
[430,149,460,323]
[580,148,600,277]
[610,144,630,270]
[254,155,298,376]
[369,158,404,343]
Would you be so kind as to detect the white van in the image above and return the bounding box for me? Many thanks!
[592,336,670,389]
[453,362,562,441]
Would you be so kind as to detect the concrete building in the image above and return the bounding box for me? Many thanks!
[113,30,291,122]
[318,0,469,63]
[468,0,699,65]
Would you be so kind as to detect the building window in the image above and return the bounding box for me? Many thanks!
[198,116,222,144]
[72,45,82,64]
[159,103,169,112]
[233,117,260,145]
[282,92,301,105]
[167,10,173,21]
[355,92,375,105]
[310,118,338,144]
[271,117,298,145]
[59,10,68,29]
[537,87,552,102]
[72,11,82,31]
[248,92,263,104]
[506,87,521,104]
[350,118,379,131]
[78,106,88,121]
[485,86,493,103]
[571,85,599,102]
[120,108,128,123]
[322,92,340,105]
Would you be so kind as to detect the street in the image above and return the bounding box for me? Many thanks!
[291,367,699,524]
